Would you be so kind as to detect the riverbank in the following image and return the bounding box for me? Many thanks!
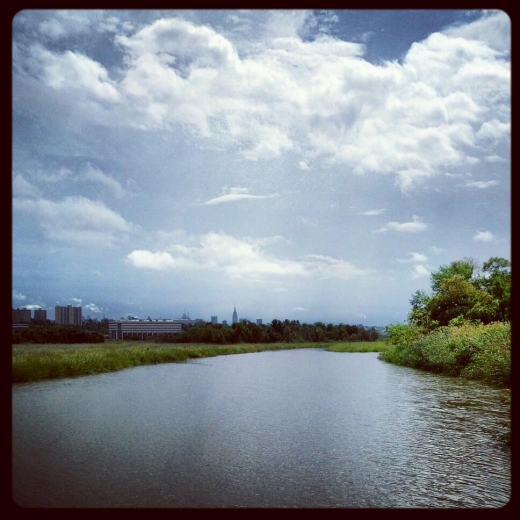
[12,340,389,384]
[379,321,510,388]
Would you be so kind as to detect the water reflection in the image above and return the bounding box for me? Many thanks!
[12,350,510,508]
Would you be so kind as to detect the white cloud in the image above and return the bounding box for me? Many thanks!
[294,307,306,311]
[16,12,510,191]
[411,264,430,279]
[82,164,126,199]
[13,290,26,301]
[127,231,373,281]
[476,119,510,142]
[359,208,386,216]
[28,304,44,310]
[127,250,177,270]
[13,196,137,246]
[484,155,506,163]
[429,246,443,255]
[84,303,103,314]
[374,215,427,233]
[72,298,82,304]
[465,180,499,189]
[200,187,279,205]
[474,230,494,242]
[442,10,510,53]
[398,252,428,263]
[29,43,120,102]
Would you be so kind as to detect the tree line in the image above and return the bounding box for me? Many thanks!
[12,325,105,344]
[157,319,379,344]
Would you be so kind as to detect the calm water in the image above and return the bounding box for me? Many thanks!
[12,350,510,508]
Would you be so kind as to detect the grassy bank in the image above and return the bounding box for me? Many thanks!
[379,321,510,388]
[12,340,388,384]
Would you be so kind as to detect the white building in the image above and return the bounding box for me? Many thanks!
[108,319,188,340]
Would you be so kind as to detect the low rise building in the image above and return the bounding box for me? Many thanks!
[108,319,188,340]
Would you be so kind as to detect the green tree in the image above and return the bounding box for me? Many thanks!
[430,258,477,293]
[408,289,435,330]
[477,257,511,321]
[427,275,498,326]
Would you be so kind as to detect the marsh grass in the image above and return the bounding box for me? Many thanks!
[12,341,387,384]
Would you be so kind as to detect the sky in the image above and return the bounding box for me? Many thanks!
[11,9,511,326]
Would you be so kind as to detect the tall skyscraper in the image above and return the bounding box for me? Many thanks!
[55,305,82,325]
[211,315,218,324]
[232,306,238,324]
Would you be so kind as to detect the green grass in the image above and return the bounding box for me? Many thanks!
[12,341,387,384]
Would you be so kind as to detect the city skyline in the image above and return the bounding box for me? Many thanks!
[12,10,510,326]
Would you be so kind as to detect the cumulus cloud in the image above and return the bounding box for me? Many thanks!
[127,231,373,281]
[28,43,120,102]
[374,215,427,233]
[429,246,443,255]
[465,180,499,189]
[199,187,279,205]
[84,303,103,313]
[127,250,177,270]
[13,11,509,189]
[13,196,137,246]
[474,230,494,242]
[298,160,309,170]
[25,304,43,310]
[359,208,386,216]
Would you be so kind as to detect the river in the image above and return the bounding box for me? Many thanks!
[12,349,510,508]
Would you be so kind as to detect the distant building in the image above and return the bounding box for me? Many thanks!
[256,318,262,325]
[108,319,186,340]
[211,315,218,324]
[222,320,228,326]
[232,306,238,324]
[33,309,47,322]
[55,305,82,326]
[12,308,31,324]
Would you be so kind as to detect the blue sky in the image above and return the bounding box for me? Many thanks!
[12,9,511,326]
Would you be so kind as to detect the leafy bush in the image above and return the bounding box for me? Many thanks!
[380,321,510,387]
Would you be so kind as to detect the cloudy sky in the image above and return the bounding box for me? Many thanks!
[12,9,510,326]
